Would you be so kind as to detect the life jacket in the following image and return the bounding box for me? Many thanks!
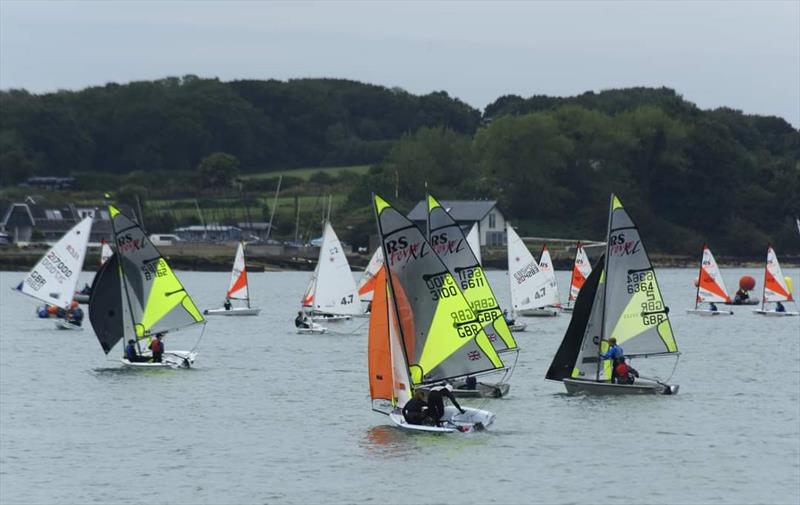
[615,363,629,377]
[150,339,162,353]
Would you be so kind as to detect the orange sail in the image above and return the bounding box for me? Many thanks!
[368,267,393,402]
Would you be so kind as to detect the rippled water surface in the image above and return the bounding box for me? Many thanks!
[1,267,798,505]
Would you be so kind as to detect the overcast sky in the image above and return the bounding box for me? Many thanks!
[1,0,798,126]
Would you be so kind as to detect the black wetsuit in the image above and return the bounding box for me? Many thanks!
[295,315,310,328]
[426,388,464,425]
[402,398,429,425]
[125,344,149,363]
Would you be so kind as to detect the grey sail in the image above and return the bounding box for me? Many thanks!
[88,253,125,354]
[426,195,518,353]
[372,194,505,385]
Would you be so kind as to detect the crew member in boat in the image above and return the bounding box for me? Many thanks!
[402,390,430,425]
[615,359,639,385]
[734,288,750,304]
[68,306,84,326]
[599,337,625,383]
[709,302,719,312]
[426,383,465,426]
[503,309,515,326]
[776,301,786,313]
[224,298,232,311]
[295,311,311,329]
[124,340,149,363]
[149,333,164,363]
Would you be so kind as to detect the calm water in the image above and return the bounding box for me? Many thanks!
[1,267,798,505]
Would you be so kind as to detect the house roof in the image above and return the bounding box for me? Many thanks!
[407,200,498,222]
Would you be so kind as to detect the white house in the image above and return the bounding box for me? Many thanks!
[406,200,506,246]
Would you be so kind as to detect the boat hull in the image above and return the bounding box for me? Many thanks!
[55,319,83,330]
[686,308,733,316]
[508,323,527,332]
[562,378,678,395]
[419,381,510,399]
[204,307,261,316]
[518,307,559,317]
[296,325,327,334]
[723,299,759,306]
[387,406,495,433]
[311,313,352,322]
[121,350,197,369]
[753,310,799,317]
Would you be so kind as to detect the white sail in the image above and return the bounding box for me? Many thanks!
[568,243,592,303]
[538,245,561,306]
[697,246,730,303]
[99,240,113,266]
[357,248,384,302]
[388,285,411,408]
[507,224,558,312]
[18,217,92,309]
[466,223,482,266]
[763,246,794,303]
[226,242,249,301]
[307,222,361,315]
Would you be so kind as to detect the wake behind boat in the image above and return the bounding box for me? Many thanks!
[545,194,680,396]
[204,241,261,316]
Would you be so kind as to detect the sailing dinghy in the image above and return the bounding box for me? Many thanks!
[89,206,205,368]
[507,225,559,317]
[753,245,798,316]
[204,241,261,316]
[563,242,592,313]
[687,245,733,316]
[545,194,680,395]
[14,216,93,329]
[369,194,500,432]
[301,221,361,322]
[420,194,519,397]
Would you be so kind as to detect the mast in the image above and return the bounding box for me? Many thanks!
[695,244,704,311]
[267,175,282,241]
[243,241,250,309]
[761,244,769,312]
[596,194,614,382]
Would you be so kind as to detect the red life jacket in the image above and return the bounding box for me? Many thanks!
[150,339,162,353]
[615,363,629,376]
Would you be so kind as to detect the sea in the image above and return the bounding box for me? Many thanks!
[1,267,798,505]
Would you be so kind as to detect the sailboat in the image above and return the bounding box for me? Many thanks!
[424,194,519,397]
[563,242,592,313]
[369,194,499,432]
[538,244,561,309]
[545,194,680,395]
[687,245,733,316]
[466,223,481,265]
[204,241,261,316]
[506,224,559,317]
[89,205,205,368]
[357,248,384,312]
[14,217,93,330]
[754,245,798,316]
[301,221,361,322]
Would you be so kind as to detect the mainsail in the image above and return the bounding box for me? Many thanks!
[538,244,560,307]
[762,245,794,304]
[426,195,518,353]
[373,194,505,385]
[96,206,204,349]
[560,195,679,382]
[303,222,361,315]
[506,224,558,312]
[88,253,128,353]
[357,248,384,302]
[465,223,482,266]
[18,217,92,309]
[227,241,249,303]
[568,242,592,305]
[695,245,731,305]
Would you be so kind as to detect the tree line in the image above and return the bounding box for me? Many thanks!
[1,78,797,255]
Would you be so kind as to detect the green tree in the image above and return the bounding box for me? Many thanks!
[197,152,240,188]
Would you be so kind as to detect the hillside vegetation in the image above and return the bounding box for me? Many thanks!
[1,78,798,255]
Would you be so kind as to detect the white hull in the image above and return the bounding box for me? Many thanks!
[387,406,495,433]
[55,319,83,330]
[311,313,351,322]
[508,323,527,332]
[121,350,197,369]
[686,308,734,316]
[297,325,327,334]
[562,378,678,395]
[204,307,261,316]
[753,310,799,317]
[518,306,559,317]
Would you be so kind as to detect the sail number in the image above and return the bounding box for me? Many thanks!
[627,271,666,326]
[39,251,73,284]
[426,275,458,300]
[340,294,354,305]
[457,268,485,290]
[456,322,482,339]
[141,260,168,281]
[626,271,655,294]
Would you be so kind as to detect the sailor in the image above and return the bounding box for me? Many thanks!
[69,306,84,326]
[776,301,786,313]
[426,382,465,426]
[124,339,149,363]
[224,298,232,311]
[709,302,719,312]
[734,288,749,304]
[615,359,639,385]
[503,309,515,326]
[599,337,625,383]
[402,390,430,425]
[149,333,164,363]
[295,311,311,329]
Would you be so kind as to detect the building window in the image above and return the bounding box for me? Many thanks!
[487,231,505,246]
[488,212,496,229]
